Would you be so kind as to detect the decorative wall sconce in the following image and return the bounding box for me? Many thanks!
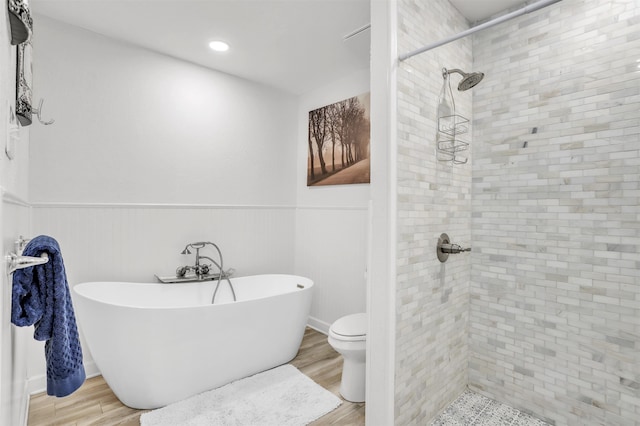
[14,39,54,127]
[8,0,32,45]
[16,41,32,126]
[9,1,54,127]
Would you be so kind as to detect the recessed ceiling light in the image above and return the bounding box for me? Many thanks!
[209,41,230,52]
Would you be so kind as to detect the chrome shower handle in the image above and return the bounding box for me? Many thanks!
[440,243,471,254]
[437,233,471,262]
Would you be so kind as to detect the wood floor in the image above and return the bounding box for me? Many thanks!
[28,327,365,425]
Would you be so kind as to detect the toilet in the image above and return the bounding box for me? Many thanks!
[328,313,367,402]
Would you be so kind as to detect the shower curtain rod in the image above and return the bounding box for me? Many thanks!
[398,0,562,62]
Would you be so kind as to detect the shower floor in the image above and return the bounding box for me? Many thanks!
[431,390,551,426]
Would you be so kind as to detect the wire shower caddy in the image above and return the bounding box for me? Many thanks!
[436,68,469,164]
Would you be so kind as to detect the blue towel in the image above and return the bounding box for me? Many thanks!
[11,235,86,397]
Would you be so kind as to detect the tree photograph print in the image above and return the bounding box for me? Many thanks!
[307,92,370,186]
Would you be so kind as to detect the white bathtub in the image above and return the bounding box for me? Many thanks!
[72,274,313,409]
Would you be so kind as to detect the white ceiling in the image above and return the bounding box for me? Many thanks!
[449,0,527,23]
[29,0,526,95]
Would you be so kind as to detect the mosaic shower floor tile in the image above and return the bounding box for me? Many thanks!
[430,390,551,426]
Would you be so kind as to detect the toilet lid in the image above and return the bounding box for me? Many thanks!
[330,313,367,338]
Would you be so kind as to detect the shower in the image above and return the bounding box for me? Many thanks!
[443,68,484,91]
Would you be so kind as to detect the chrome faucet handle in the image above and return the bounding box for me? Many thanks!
[196,264,210,277]
[176,266,189,277]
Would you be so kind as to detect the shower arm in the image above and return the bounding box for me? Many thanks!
[398,0,563,61]
[444,69,464,78]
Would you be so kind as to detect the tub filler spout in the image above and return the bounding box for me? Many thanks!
[175,241,236,303]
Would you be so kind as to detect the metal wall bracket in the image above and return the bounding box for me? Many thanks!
[6,252,48,275]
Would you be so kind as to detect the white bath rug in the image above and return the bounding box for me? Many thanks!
[139,364,342,426]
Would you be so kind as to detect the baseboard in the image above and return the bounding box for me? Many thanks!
[27,360,99,395]
[27,374,45,396]
[307,317,330,335]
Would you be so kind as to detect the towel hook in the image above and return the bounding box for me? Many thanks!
[33,99,55,125]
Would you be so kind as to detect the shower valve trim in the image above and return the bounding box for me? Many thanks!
[437,233,471,263]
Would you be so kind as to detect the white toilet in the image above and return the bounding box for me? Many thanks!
[328,313,367,403]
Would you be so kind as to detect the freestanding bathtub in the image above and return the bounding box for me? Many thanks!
[72,274,313,409]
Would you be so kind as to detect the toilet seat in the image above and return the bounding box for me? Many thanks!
[329,313,366,342]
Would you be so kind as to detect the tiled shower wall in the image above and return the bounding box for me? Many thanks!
[396,0,473,423]
[470,0,640,424]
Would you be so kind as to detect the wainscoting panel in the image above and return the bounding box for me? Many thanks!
[295,206,368,333]
[32,204,296,285]
[2,195,33,425]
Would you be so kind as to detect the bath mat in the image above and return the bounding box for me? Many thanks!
[140,364,342,426]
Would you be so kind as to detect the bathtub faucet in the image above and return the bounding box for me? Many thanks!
[179,241,237,303]
[179,242,216,278]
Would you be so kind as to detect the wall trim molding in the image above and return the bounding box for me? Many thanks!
[29,202,368,211]
[30,202,297,210]
[296,205,368,211]
[2,189,31,208]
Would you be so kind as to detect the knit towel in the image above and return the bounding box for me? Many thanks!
[11,235,86,397]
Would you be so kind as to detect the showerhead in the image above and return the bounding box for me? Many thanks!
[443,68,485,91]
[458,72,484,90]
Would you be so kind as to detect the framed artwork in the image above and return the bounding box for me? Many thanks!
[16,41,33,126]
[307,92,370,186]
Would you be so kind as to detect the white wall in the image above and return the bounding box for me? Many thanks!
[30,15,297,205]
[32,206,296,285]
[366,0,396,422]
[295,70,370,332]
[0,1,33,423]
[1,199,32,426]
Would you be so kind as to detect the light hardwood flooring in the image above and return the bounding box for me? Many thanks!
[28,327,365,425]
